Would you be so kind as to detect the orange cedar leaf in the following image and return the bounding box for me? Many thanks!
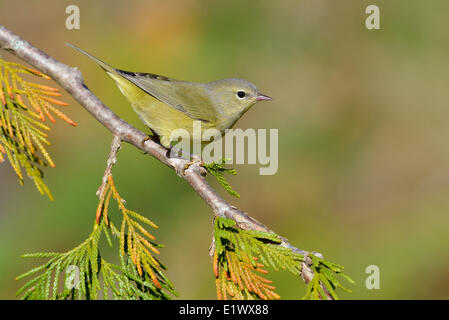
[95,187,107,224]
[133,254,140,275]
[102,189,112,226]
[43,107,56,123]
[229,262,239,285]
[129,237,137,264]
[213,251,219,278]
[7,85,13,99]
[46,105,77,126]
[15,95,28,109]
[41,96,68,106]
[14,121,25,146]
[220,274,228,300]
[256,268,269,275]
[139,236,160,255]
[263,283,277,291]
[242,267,257,294]
[253,283,267,300]
[226,252,238,284]
[265,289,280,300]
[7,115,13,137]
[120,218,126,257]
[150,272,162,289]
[142,246,160,267]
[138,239,161,265]
[15,95,23,104]
[230,255,244,291]
[28,96,45,121]
[141,256,159,286]
[136,252,143,277]
[30,134,55,167]
[38,91,62,97]
[130,219,156,240]
[216,278,222,300]
[234,255,247,291]
[271,292,281,300]
[255,263,266,269]
[23,67,51,80]
[0,88,6,105]
[254,274,272,283]
[255,264,269,274]
[225,281,236,297]
[29,83,59,92]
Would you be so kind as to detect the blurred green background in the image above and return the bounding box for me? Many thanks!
[1,0,449,299]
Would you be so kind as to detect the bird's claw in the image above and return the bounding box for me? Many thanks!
[182,157,205,175]
[141,134,153,148]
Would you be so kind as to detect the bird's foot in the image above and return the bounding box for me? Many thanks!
[141,134,154,148]
[182,156,205,175]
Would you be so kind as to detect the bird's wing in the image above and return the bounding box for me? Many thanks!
[117,70,217,123]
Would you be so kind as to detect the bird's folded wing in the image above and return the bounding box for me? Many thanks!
[117,70,217,123]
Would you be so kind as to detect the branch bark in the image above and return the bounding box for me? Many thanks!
[0,25,326,297]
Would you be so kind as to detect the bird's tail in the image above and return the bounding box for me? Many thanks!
[66,43,116,74]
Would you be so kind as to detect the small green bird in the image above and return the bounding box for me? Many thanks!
[68,44,272,149]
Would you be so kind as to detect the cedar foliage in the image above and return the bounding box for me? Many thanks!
[2,59,353,300]
[0,57,76,199]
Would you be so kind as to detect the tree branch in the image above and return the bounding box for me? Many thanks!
[0,25,324,295]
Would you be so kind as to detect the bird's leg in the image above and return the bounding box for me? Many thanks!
[141,130,159,148]
[165,145,205,174]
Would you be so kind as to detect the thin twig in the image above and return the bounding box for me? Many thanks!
[0,25,325,294]
[96,135,121,197]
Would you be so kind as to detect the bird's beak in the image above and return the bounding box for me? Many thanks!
[254,94,272,101]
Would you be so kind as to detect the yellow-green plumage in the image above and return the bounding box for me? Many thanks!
[68,44,271,148]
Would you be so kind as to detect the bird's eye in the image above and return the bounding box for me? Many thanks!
[236,91,246,99]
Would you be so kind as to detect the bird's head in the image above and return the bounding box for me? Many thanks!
[207,78,272,119]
